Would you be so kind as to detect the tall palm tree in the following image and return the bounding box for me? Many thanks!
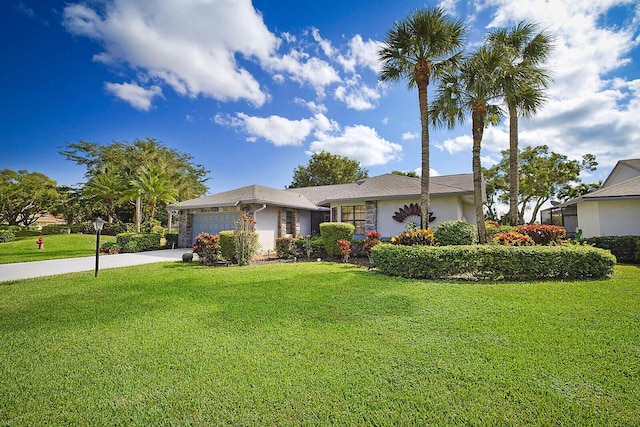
[379,8,466,228]
[430,46,504,243]
[83,172,122,223]
[487,21,554,225]
[132,167,178,220]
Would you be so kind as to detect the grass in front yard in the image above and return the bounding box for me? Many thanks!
[0,262,638,425]
[0,233,116,264]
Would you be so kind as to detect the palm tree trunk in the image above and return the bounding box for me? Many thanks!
[136,195,141,233]
[508,104,520,225]
[472,107,487,244]
[418,80,430,229]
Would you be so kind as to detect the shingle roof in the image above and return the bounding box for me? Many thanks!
[175,184,322,211]
[619,159,640,171]
[583,175,640,199]
[317,173,475,204]
[173,173,476,210]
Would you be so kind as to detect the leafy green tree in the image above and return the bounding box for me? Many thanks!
[288,151,368,188]
[487,146,597,224]
[487,21,555,225]
[51,185,89,225]
[379,7,466,228]
[60,138,208,227]
[557,181,602,202]
[83,173,123,223]
[0,169,60,226]
[391,170,419,178]
[431,46,504,243]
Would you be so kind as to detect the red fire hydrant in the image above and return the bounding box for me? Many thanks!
[36,237,44,250]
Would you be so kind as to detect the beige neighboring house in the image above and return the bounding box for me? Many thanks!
[34,213,65,229]
[541,158,640,238]
[170,173,481,251]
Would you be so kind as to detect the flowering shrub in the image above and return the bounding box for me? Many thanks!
[234,212,258,266]
[485,222,517,240]
[517,224,566,245]
[363,231,381,260]
[391,228,436,246]
[492,231,532,246]
[193,232,221,264]
[337,239,351,262]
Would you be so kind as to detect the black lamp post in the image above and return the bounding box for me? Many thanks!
[92,217,106,277]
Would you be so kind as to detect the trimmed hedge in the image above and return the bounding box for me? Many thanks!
[165,231,179,249]
[434,220,478,246]
[219,231,235,261]
[581,235,640,264]
[116,232,161,253]
[275,237,297,259]
[371,243,616,281]
[0,230,15,243]
[320,222,355,257]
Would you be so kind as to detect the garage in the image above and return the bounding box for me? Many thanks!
[191,212,240,242]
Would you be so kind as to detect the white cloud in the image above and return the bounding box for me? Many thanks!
[334,78,381,110]
[402,132,418,140]
[104,81,162,111]
[311,27,334,57]
[294,98,327,114]
[435,134,472,154]
[215,112,339,147]
[309,125,402,166]
[63,0,278,107]
[480,0,640,170]
[337,35,384,73]
[262,49,340,97]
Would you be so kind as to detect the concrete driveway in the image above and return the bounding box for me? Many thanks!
[0,249,196,282]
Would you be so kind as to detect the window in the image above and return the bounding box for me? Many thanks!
[331,207,338,222]
[341,205,365,235]
[286,211,294,235]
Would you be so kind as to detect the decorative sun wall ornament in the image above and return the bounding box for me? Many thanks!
[392,203,436,224]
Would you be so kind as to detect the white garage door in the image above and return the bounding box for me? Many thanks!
[191,212,240,242]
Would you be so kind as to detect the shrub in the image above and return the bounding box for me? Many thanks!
[391,228,436,246]
[296,236,327,259]
[193,232,221,264]
[142,219,166,238]
[493,231,532,246]
[295,236,315,259]
[219,231,235,261]
[234,231,258,266]
[320,223,355,257]
[165,231,179,249]
[116,232,161,253]
[337,239,351,262]
[363,231,381,260]
[581,235,640,264]
[371,243,616,281]
[275,237,297,259]
[100,241,121,254]
[485,223,517,240]
[434,220,478,246]
[517,224,566,245]
[234,212,258,266]
[0,230,15,243]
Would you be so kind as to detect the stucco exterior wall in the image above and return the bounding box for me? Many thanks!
[377,198,419,238]
[254,206,279,252]
[577,201,601,238]
[579,199,640,237]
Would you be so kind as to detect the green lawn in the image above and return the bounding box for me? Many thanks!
[1,262,638,425]
[0,233,116,264]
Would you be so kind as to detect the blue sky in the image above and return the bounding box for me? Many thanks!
[2,0,639,207]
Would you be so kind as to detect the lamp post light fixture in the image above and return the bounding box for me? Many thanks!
[92,217,106,277]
